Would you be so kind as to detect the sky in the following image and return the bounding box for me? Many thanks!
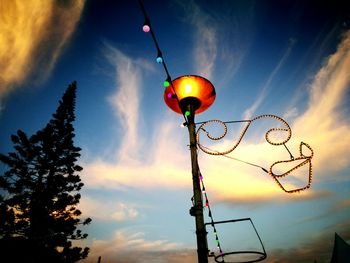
[1,0,350,262]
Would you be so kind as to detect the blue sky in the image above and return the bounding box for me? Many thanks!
[1,0,350,262]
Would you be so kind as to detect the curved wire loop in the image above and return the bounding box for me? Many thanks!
[269,142,313,193]
[196,115,314,193]
[206,218,267,263]
[196,115,291,155]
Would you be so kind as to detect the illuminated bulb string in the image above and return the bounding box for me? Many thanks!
[196,116,314,194]
[139,0,188,123]
[199,169,267,263]
[198,170,225,259]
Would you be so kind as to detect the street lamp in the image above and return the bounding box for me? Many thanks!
[164,75,216,263]
[139,1,313,262]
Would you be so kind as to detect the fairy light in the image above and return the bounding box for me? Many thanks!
[196,115,293,156]
[156,56,163,63]
[164,81,170,87]
[196,115,314,194]
[198,171,226,259]
[142,24,150,32]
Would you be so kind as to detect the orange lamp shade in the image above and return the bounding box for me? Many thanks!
[164,75,216,114]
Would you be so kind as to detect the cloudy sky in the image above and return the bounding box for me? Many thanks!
[1,0,350,262]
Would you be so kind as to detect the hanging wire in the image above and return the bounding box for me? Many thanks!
[198,169,225,259]
[138,0,188,124]
[205,218,267,263]
[196,117,314,193]
[198,141,313,194]
[199,167,267,263]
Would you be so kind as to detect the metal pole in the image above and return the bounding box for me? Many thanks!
[187,105,208,263]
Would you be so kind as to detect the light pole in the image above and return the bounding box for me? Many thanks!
[139,2,314,262]
[164,75,216,263]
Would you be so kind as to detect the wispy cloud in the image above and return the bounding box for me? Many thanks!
[178,1,254,83]
[268,219,350,263]
[82,119,190,191]
[0,0,84,112]
[292,30,350,173]
[79,196,140,222]
[84,29,350,208]
[177,1,217,79]
[80,229,195,263]
[104,45,143,164]
[195,30,350,203]
[243,39,295,119]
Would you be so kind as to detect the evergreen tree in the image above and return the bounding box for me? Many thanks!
[0,81,91,263]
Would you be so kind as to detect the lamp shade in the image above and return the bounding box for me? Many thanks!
[164,75,216,115]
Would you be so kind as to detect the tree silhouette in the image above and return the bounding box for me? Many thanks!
[0,81,91,263]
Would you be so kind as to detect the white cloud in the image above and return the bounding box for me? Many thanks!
[79,196,140,222]
[82,118,190,191]
[104,46,142,164]
[243,40,295,119]
[196,30,350,203]
[84,26,350,205]
[179,1,217,79]
[292,30,350,173]
[111,203,139,221]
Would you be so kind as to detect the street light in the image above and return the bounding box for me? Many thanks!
[164,75,216,263]
[139,1,313,262]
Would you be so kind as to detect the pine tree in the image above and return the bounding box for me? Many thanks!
[0,81,91,263]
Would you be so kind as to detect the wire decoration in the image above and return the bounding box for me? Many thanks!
[200,170,266,262]
[205,219,267,263]
[196,115,314,193]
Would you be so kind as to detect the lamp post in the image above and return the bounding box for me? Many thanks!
[139,3,314,262]
[164,75,216,263]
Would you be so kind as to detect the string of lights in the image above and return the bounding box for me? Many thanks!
[197,169,225,258]
[196,116,314,193]
[199,167,267,263]
[205,218,267,263]
[196,115,293,156]
[139,0,189,123]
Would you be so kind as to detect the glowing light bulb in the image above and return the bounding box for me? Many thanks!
[185,84,192,94]
[185,110,191,117]
[156,57,163,63]
[163,80,170,87]
[142,25,150,32]
[167,93,173,99]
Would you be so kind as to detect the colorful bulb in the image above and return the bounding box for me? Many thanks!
[164,80,170,87]
[167,93,173,99]
[142,25,150,32]
[185,110,191,117]
[156,57,163,63]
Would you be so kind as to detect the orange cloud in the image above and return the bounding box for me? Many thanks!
[0,0,84,110]
[79,229,196,263]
